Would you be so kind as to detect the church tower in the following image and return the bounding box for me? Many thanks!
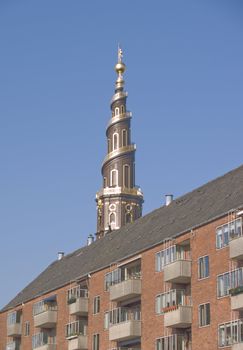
[96,48,144,239]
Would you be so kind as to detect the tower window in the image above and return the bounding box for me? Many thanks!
[123,164,130,188]
[121,105,125,114]
[113,133,119,150]
[107,139,111,153]
[122,129,128,147]
[109,212,116,230]
[115,107,119,116]
[110,169,118,187]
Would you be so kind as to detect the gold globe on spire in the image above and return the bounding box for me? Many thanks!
[115,45,126,87]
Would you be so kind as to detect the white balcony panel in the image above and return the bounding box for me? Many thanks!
[164,260,191,284]
[34,310,57,328]
[7,323,22,337]
[68,335,88,350]
[164,306,192,328]
[231,294,243,311]
[230,237,243,260]
[34,345,56,350]
[232,344,243,350]
[109,320,141,341]
[69,298,88,316]
[110,280,141,302]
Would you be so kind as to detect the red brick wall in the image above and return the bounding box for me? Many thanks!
[0,213,239,350]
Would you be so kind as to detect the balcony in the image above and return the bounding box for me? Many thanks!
[232,345,243,350]
[69,297,88,316]
[67,336,88,350]
[164,260,191,284]
[109,307,141,341]
[33,346,56,350]
[66,321,87,350]
[230,287,243,311]
[34,310,57,328]
[230,236,243,260]
[7,322,22,337]
[164,305,192,328]
[102,144,136,167]
[110,279,141,302]
[67,288,88,316]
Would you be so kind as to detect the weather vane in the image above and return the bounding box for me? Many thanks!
[118,44,123,63]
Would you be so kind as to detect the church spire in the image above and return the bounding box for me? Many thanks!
[96,48,144,239]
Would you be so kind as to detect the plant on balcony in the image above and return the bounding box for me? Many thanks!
[229,286,243,296]
[162,305,178,313]
[67,296,77,305]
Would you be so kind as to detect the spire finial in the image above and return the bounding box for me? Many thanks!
[115,45,126,88]
[118,44,123,63]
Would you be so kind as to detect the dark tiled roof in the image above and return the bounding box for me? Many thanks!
[2,165,243,312]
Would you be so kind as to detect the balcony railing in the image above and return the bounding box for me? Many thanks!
[66,321,87,339]
[109,307,141,341]
[156,334,186,350]
[7,311,22,337]
[110,91,128,104]
[102,144,136,166]
[163,259,191,284]
[229,218,243,260]
[107,111,132,128]
[32,332,56,349]
[164,305,192,328]
[7,322,22,337]
[97,186,143,199]
[109,278,141,302]
[33,297,57,328]
[67,287,88,316]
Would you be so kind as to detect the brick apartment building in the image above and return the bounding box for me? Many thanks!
[1,50,243,350]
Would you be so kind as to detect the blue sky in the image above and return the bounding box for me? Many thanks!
[0,0,242,308]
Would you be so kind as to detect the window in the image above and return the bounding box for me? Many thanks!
[199,303,210,327]
[93,333,99,350]
[110,169,118,186]
[123,164,130,188]
[93,296,100,314]
[217,267,243,297]
[155,289,185,314]
[198,256,209,279]
[115,107,119,116]
[113,133,119,150]
[109,212,116,229]
[216,218,242,249]
[24,321,30,336]
[218,319,243,347]
[121,105,125,114]
[122,129,128,147]
[104,312,109,329]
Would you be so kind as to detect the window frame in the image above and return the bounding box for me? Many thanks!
[198,255,210,280]
[93,296,100,315]
[198,302,210,327]
[92,333,100,350]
